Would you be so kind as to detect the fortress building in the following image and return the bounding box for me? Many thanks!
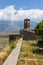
[20,18,36,40]
[9,18,36,42]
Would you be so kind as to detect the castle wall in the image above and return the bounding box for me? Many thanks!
[20,30,36,40]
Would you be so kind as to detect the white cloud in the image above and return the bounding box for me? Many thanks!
[0,5,43,23]
[0,5,16,21]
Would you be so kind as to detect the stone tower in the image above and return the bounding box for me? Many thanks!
[24,19,30,29]
[20,18,36,40]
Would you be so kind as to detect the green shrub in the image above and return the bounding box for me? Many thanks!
[37,40,43,48]
[10,43,16,50]
[6,42,16,54]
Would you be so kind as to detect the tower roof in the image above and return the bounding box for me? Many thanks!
[24,19,30,21]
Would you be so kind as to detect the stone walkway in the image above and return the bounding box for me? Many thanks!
[3,38,23,65]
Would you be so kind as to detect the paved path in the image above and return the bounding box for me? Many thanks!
[3,38,23,65]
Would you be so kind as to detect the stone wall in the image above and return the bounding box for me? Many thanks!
[9,34,20,43]
[20,29,36,40]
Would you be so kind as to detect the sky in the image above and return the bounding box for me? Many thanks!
[0,0,43,27]
[0,0,43,9]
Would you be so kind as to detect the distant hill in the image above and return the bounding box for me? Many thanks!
[30,21,38,29]
[0,21,37,33]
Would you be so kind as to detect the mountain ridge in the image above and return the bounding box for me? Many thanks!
[0,21,37,32]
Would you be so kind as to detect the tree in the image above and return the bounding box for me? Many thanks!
[34,20,43,54]
[34,20,43,35]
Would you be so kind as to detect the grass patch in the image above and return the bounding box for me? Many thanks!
[0,39,18,65]
[17,40,43,65]
[0,38,9,51]
[17,60,25,65]
[0,38,9,44]
[38,59,43,65]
